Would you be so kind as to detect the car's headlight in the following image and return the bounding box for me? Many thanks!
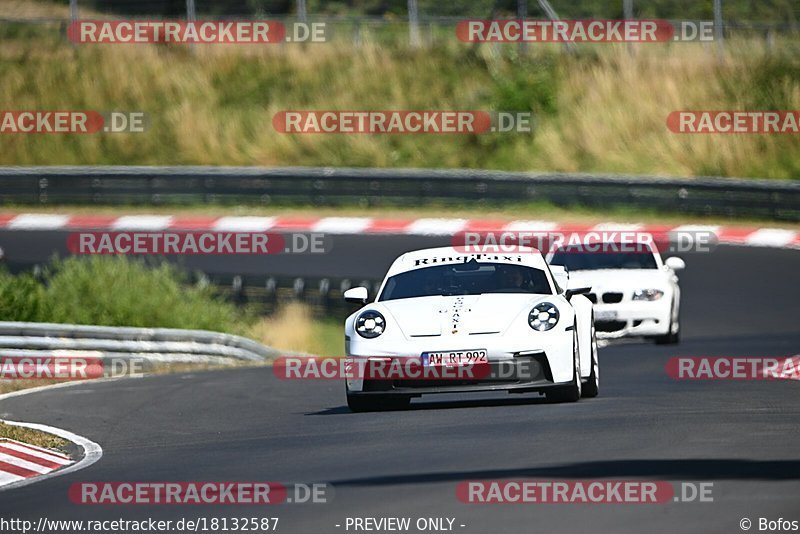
[355,310,386,339]
[632,289,664,301]
[529,302,559,331]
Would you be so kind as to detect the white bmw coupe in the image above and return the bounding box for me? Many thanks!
[343,247,598,411]
[547,242,684,344]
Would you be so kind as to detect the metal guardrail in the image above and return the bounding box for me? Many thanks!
[0,321,280,366]
[1,166,799,221]
[213,273,381,318]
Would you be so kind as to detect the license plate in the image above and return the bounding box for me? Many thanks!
[595,310,618,321]
[422,350,488,367]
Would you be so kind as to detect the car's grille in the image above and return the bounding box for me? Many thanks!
[586,293,598,304]
[363,354,552,390]
[602,292,623,303]
[596,320,627,332]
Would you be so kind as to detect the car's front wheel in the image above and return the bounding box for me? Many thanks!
[654,301,680,345]
[546,328,582,403]
[581,318,599,398]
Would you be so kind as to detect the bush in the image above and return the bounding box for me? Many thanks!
[0,257,247,334]
[0,270,46,322]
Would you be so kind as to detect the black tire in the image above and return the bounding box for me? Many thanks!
[346,393,411,412]
[654,301,680,345]
[546,328,582,403]
[581,318,600,398]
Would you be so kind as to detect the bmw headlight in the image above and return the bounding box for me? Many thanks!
[529,302,559,331]
[356,310,386,339]
[632,289,664,301]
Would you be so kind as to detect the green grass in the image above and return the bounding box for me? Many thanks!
[0,422,69,452]
[43,0,799,23]
[313,317,345,356]
[1,30,798,178]
[0,256,345,355]
[0,256,249,333]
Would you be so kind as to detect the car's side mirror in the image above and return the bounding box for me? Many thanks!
[565,286,591,301]
[550,265,569,293]
[344,286,369,304]
[664,257,686,271]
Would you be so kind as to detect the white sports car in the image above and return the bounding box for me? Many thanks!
[547,242,684,344]
[342,247,599,412]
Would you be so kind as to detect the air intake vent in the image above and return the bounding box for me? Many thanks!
[602,292,623,303]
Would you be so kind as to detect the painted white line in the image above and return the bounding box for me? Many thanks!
[0,471,23,485]
[212,216,276,232]
[0,419,102,492]
[0,380,109,491]
[111,215,173,231]
[0,441,73,464]
[312,217,372,234]
[502,220,559,232]
[0,451,53,474]
[405,218,467,236]
[591,222,644,231]
[744,228,798,248]
[8,214,70,230]
[670,224,721,234]
[0,378,118,403]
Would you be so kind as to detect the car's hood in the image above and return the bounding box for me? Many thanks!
[567,269,671,290]
[381,294,553,337]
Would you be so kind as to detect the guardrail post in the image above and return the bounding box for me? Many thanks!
[408,0,420,47]
[623,0,634,56]
[37,178,48,204]
[293,277,305,298]
[69,0,78,46]
[232,275,245,304]
[714,0,724,59]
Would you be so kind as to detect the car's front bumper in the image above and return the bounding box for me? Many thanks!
[346,353,567,397]
[593,299,672,339]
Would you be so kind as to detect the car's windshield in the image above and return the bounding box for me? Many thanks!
[550,245,658,271]
[378,262,553,301]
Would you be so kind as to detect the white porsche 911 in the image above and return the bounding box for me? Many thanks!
[547,242,684,344]
[342,247,599,412]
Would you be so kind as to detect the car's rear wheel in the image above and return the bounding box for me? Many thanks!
[346,392,411,412]
[581,318,600,398]
[547,328,582,403]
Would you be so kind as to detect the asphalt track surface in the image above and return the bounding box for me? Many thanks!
[0,233,798,534]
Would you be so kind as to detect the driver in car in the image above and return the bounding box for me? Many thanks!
[496,265,527,290]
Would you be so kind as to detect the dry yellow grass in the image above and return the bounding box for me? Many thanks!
[249,302,320,355]
[248,302,342,355]
[0,421,69,451]
[1,0,100,19]
[537,41,800,178]
[0,13,797,177]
